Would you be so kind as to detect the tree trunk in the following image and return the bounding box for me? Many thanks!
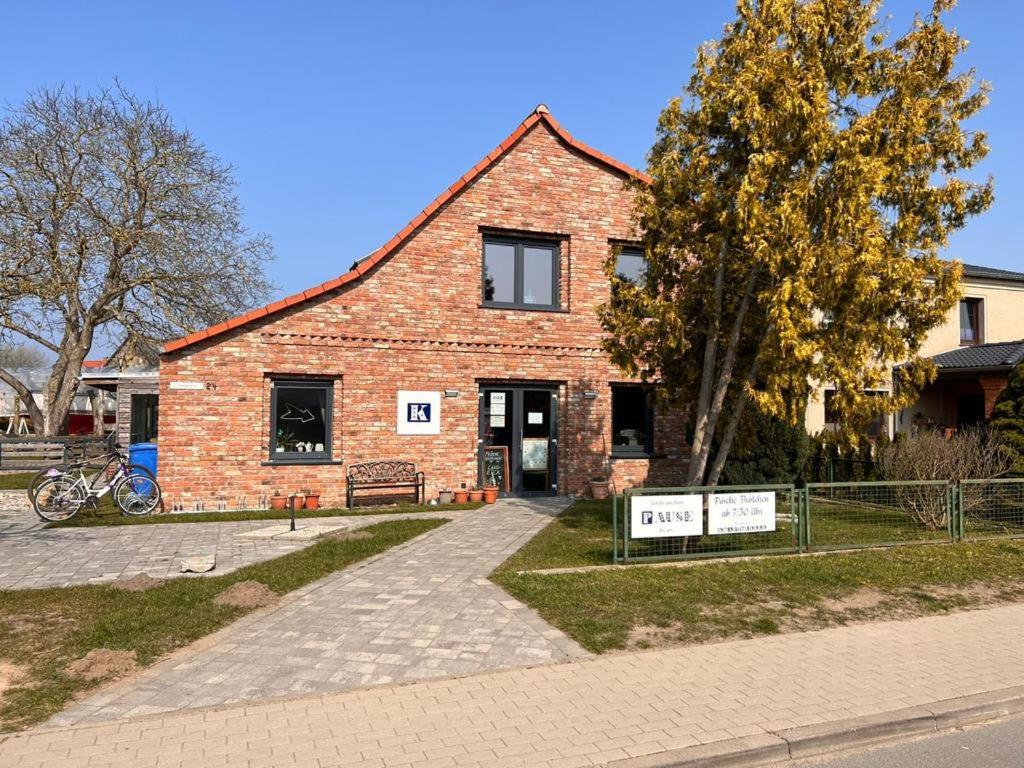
[686,238,728,484]
[90,388,106,436]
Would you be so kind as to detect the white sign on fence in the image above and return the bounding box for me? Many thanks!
[630,494,703,539]
[708,491,776,535]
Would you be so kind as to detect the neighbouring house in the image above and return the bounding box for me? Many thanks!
[806,264,1024,437]
[158,106,690,510]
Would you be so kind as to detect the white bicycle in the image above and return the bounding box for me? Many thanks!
[32,453,162,522]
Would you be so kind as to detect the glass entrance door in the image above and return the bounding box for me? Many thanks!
[480,386,557,496]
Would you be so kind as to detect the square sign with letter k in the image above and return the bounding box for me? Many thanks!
[407,403,431,423]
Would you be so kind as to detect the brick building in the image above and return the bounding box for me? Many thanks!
[159,106,690,509]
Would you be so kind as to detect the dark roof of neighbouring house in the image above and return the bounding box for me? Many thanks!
[931,340,1024,371]
[961,263,1024,283]
[163,105,649,355]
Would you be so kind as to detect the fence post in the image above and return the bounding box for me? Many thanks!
[612,493,619,564]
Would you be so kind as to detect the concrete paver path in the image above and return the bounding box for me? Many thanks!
[49,498,586,726]
[0,510,454,590]
[4,602,1024,768]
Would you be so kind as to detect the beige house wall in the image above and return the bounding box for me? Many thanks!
[804,275,1024,436]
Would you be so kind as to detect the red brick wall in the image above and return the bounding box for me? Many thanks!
[159,122,689,509]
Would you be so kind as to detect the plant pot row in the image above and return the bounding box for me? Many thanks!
[443,486,498,504]
[269,491,321,511]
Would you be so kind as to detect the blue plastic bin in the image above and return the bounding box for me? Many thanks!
[129,443,158,478]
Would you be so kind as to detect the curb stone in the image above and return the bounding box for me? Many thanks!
[605,685,1024,767]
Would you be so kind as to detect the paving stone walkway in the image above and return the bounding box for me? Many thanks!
[48,497,586,726]
[0,509,454,590]
[5,602,1024,768]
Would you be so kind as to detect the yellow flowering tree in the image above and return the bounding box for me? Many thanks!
[601,0,991,485]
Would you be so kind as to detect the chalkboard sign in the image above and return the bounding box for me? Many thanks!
[483,446,510,492]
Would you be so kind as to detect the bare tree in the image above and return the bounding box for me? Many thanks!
[0,83,273,435]
[0,343,48,370]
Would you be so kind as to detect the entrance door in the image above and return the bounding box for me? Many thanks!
[480,386,557,496]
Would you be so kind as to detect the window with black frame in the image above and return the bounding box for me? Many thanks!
[270,379,333,461]
[482,236,559,309]
[614,247,646,285]
[611,385,654,456]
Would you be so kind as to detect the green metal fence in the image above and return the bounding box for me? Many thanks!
[614,484,799,563]
[959,479,1024,541]
[613,478,1024,564]
[804,481,953,551]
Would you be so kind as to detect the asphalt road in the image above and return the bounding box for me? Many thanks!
[789,714,1024,767]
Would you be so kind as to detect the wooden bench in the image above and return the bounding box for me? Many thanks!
[346,460,425,508]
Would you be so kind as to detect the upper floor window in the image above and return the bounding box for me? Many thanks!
[482,237,559,310]
[270,378,333,462]
[959,298,983,345]
[614,248,646,285]
[611,384,654,456]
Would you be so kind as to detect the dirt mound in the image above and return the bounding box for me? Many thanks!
[213,581,278,609]
[65,649,138,682]
[111,574,164,592]
[325,529,375,542]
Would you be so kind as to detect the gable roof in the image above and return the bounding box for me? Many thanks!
[164,105,649,355]
[961,263,1024,284]
[930,340,1024,372]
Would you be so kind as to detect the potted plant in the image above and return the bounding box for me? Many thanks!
[453,485,470,504]
[290,492,304,511]
[438,489,454,504]
[589,445,613,499]
[303,488,320,510]
[468,487,484,503]
[270,490,288,510]
[482,485,498,504]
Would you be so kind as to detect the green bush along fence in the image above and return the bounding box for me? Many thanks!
[614,478,1024,564]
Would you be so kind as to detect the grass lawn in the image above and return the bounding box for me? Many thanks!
[46,500,481,528]
[0,472,36,491]
[493,539,1024,654]
[0,517,446,732]
[492,498,1024,654]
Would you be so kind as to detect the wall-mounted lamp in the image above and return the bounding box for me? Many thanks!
[444,389,460,398]
[583,391,598,400]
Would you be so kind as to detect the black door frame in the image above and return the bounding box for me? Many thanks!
[478,384,558,497]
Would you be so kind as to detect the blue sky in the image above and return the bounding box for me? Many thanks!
[3,0,1021,304]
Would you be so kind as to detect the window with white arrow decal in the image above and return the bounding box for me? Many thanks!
[270,378,333,460]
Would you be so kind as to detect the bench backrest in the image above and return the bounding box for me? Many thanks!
[347,460,418,483]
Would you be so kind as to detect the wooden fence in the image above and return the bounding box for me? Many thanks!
[0,435,113,471]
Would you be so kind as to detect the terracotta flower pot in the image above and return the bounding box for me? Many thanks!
[482,486,498,504]
[304,494,320,510]
[453,489,470,504]
[468,489,484,503]
[270,495,288,510]
[290,495,305,511]
[590,480,610,500]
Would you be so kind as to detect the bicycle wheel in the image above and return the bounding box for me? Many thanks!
[33,476,86,521]
[113,473,162,516]
[28,468,60,500]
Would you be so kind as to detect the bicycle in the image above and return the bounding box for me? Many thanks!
[32,451,162,521]
[27,446,153,501]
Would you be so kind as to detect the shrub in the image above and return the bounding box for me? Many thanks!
[877,426,1014,529]
[990,363,1024,476]
[719,407,811,485]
